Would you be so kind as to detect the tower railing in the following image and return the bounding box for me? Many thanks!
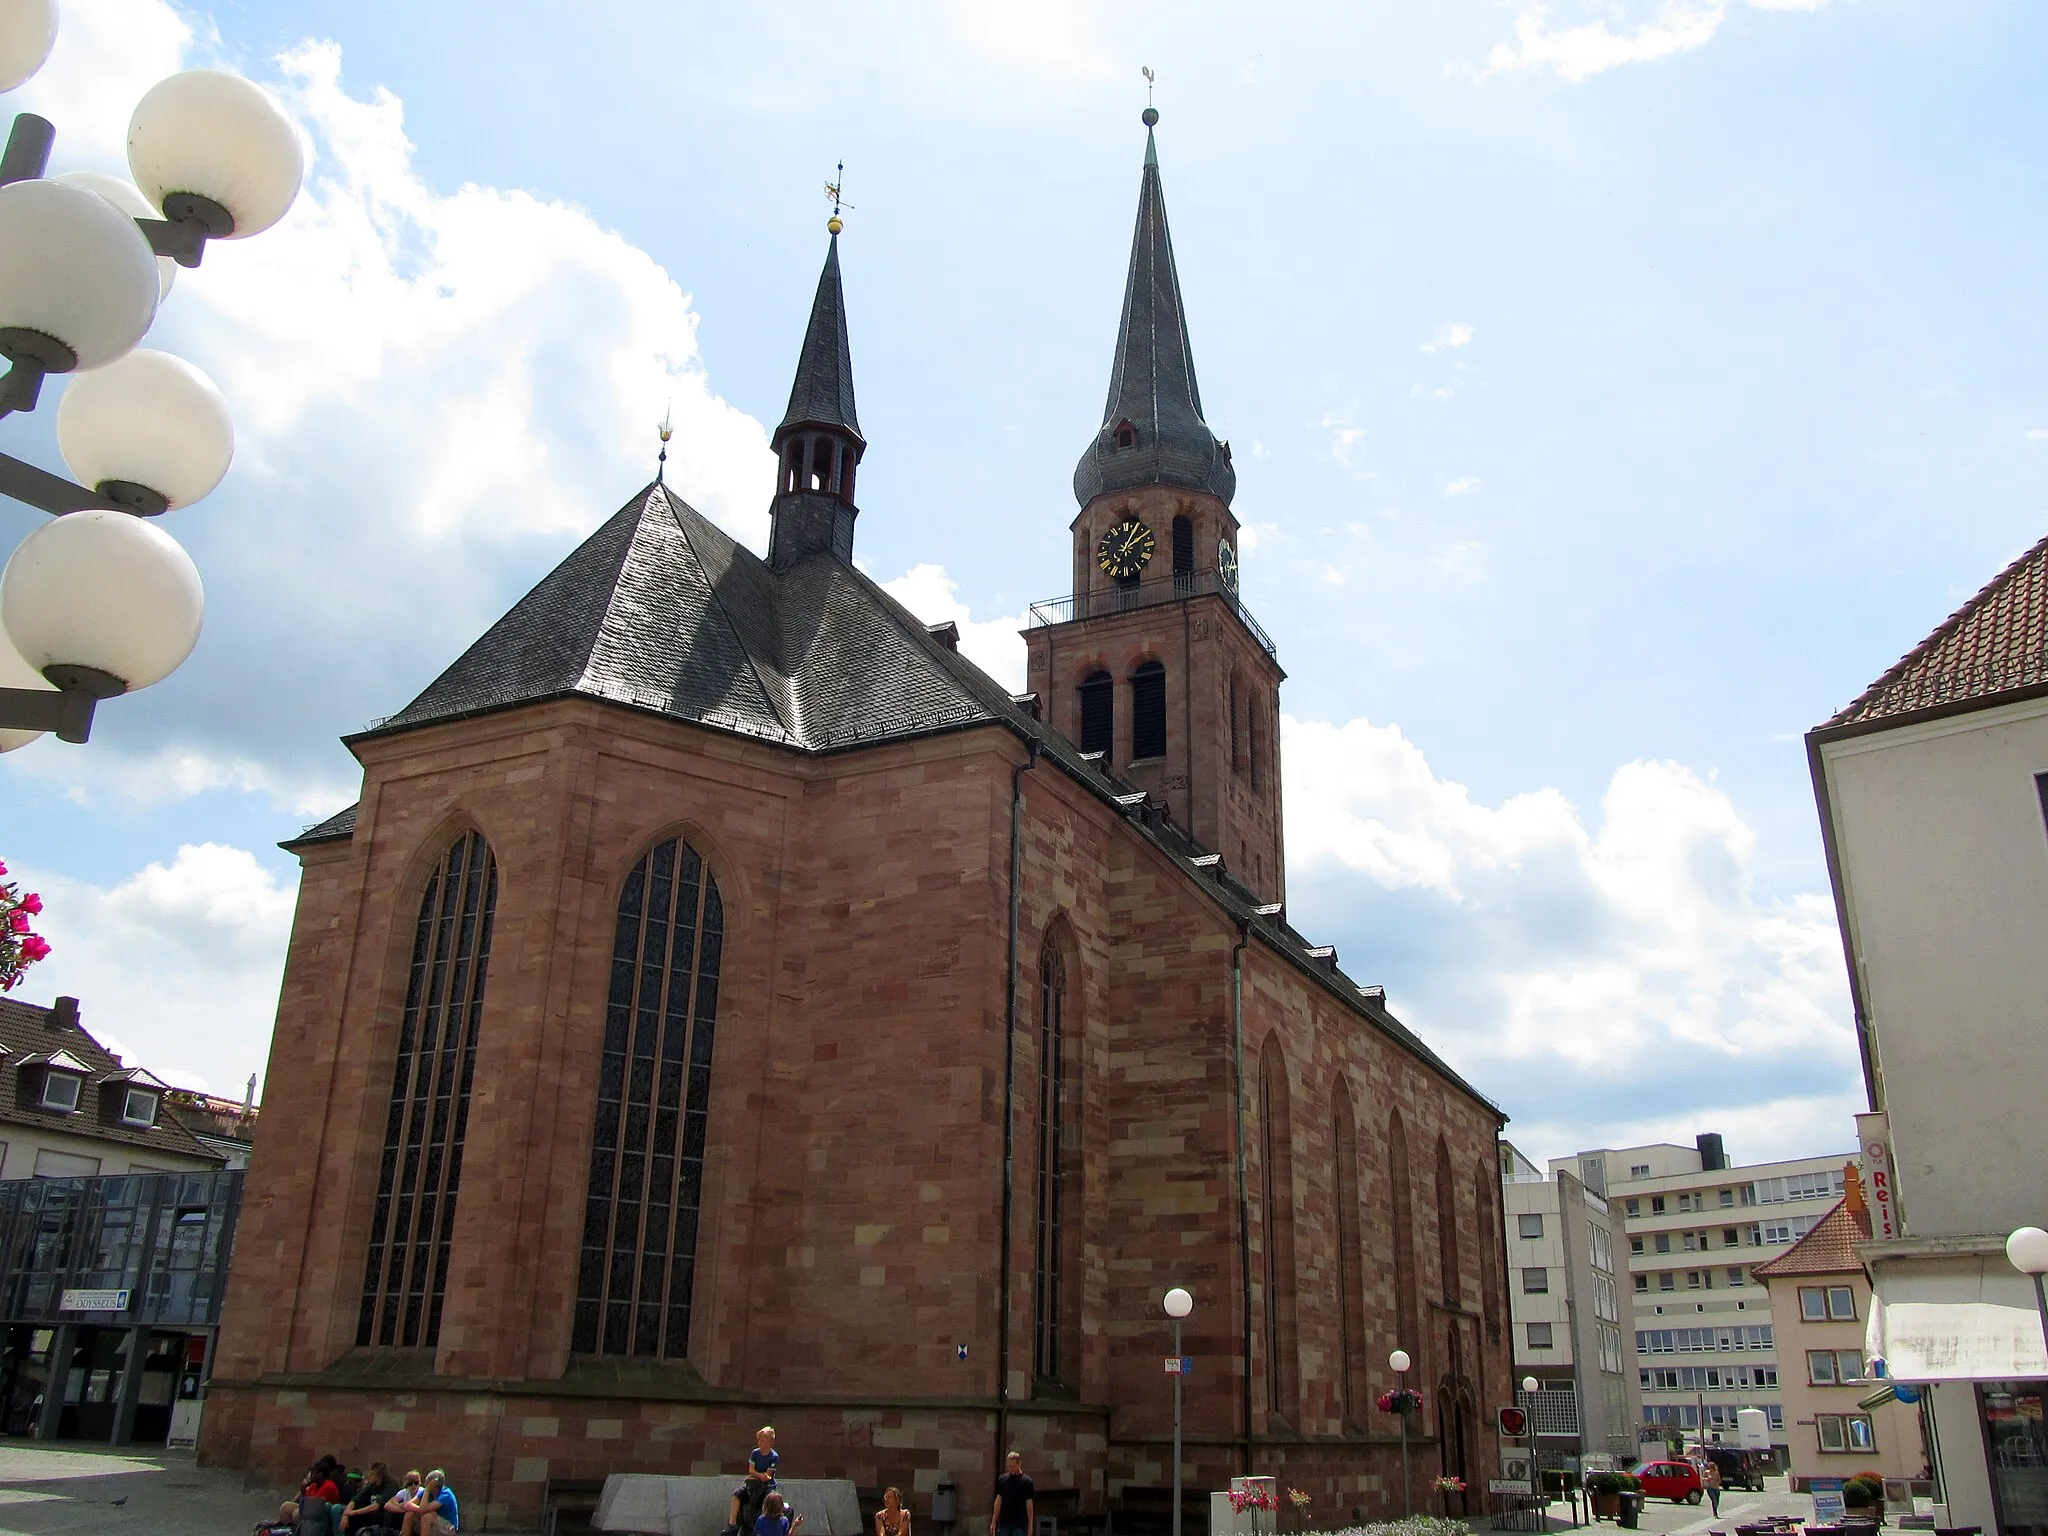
[1027,567,1276,656]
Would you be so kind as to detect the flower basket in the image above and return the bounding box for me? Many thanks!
[1376,1387,1426,1415]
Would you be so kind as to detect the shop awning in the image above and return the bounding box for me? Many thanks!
[1867,1280,2048,1382]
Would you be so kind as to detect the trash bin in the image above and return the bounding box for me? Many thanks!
[933,1483,959,1524]
[1618,1492,1644,1530]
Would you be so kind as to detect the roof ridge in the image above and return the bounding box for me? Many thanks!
[645,485,796,740]
[1824,529,2048,728]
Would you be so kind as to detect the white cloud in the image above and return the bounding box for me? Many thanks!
[1478,0,1831,83]
[879,563,1029,692]
[2027,428,2048,442]
[14,844,295,1097]
[1422,322,1475,353]
[1444,475,1480,497]
[1434,539,1490,581]
[1283,714,1856,1155]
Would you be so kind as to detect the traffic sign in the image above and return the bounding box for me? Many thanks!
[1164,1356,1194,1374]
[1498,1406,1528,1436]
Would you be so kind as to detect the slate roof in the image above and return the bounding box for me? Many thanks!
[775,232,860,447]
[1752,1196,1868,1280]
[1821,531,2048,731]
[1073,117,1237,510]
[0,997,223,1164]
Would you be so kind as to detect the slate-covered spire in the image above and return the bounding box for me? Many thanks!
[1073,109,1236,510]
[769,226,866,570]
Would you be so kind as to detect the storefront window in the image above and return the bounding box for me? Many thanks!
[1979,1382,2048,1534]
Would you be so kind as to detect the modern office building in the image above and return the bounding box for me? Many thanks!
[1554,1135,1856,1457]
[1502,1144,1643,1458]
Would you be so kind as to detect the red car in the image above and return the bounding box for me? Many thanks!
[1637,1460,1705,1504]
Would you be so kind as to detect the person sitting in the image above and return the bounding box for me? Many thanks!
[875,1486,911,1536]
[384,1470,425,1531]
[343,1462,397,1535]
[255,1501,298,1536]
[399,1469,458,1536]
[755,1492,804,1536]
[723,1426,780,1536]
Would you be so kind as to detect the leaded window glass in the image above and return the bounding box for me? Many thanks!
[572,837,723,1359]
[357,830,498,1348]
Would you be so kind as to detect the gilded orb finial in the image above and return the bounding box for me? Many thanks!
[828,215,843,235]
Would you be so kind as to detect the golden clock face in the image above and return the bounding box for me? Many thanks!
[1096,517,1155,580]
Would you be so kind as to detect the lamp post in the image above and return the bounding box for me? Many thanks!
[1166,1287,1192,1536]
[2005,1226,2048,1359]
[1391,1348,1413,1518]
[0,0,303,750]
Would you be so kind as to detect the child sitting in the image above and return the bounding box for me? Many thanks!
[723,1425,780,1536]
[755,1492,804,1536]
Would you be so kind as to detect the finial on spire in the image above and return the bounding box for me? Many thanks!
[656,402,673,484]
[1141,65,1158,127]
[824,161,851,235]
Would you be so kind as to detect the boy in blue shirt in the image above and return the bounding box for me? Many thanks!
[722,1426,779,1536]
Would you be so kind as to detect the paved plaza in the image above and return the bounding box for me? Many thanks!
[0,1443,277,1535]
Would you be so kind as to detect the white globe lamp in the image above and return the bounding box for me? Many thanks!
[127,70,304,238]
[2009,1227,2048,1277]
[58,349,233,510]
[54,171,177,300]
[0,178,158,369]
[1389,1348,1410,1373]
[0,508,203,691]
[0,0,57,94]
[1163,1287,1192,1319]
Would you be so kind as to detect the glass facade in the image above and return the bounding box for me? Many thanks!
[0,1171,241,1327]
[1979,1382,2048,1535]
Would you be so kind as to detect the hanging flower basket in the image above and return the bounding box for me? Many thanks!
[1376,1387,1426,1414]
[0,860,49,993]
[1228,1487,1279,1514]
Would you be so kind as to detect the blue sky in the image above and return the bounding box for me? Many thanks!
[4,0,2044,1162]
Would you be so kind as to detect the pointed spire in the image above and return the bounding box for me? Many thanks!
[775,231,862,447]
[769,225,866,569]
[1073,108,1235,510]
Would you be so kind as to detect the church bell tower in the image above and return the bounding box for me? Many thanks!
[1023,109,1287,905]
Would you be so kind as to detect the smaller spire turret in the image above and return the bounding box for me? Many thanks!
[769,225,865,570]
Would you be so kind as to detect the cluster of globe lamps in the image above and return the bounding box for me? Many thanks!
[0,0,303,752]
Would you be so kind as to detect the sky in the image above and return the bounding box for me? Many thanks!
[3,0,2044,1166]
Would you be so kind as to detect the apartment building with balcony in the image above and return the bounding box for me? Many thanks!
[1502,1144,1643,1458]
[1553,1134,1855,1458]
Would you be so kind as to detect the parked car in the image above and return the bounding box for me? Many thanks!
[1637,1461,1704,1504]
[1705,1446,1767,1492]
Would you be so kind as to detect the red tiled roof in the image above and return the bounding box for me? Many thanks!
[1825,532,2048,729]
[1752,1198,1866,1279]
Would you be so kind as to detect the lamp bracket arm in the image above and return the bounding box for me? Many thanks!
[0,450,122,515]
[0,685,96,743]
[138,197,232,269]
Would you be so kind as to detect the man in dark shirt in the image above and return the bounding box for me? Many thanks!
[990,1452,1034,1536]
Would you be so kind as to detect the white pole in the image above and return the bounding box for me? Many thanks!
[1173,1317,1184,1536]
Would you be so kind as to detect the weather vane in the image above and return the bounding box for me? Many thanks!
[656,401,672,485]
[1141,66,1158,127]
[824,161,851,234]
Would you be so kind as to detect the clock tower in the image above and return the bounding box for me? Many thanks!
[1024,110,1287,905]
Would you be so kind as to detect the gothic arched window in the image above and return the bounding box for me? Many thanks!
[1259,1038,1300,1425]
[1474,1159,1502,1347]
[572,836,724,1360]
[1078,670,1113,756]
[1131,660,1167,760]
[1333,1079,1367,1426]
[1229,673,1243,775]
[1389,1110,1418,1363]
[357,830,498,1348]
[1032,932,1076,1385]
[1436,1136,1462,1307]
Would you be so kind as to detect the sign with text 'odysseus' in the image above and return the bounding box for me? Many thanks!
[60,1287,132,1312]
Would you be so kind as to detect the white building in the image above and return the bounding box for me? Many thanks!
[1808,535,2048,1534]
[1554,1135,1856,1459]
[1502,1143,1643,1457]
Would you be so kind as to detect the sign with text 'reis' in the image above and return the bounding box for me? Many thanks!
[1857,1111,1899,1241]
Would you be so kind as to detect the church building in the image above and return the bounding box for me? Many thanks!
[202,115,1511,1532]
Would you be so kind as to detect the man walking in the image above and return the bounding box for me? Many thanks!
[991,1452,1034,1536]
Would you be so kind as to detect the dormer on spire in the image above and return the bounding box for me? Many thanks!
[769,227,865,570]
[1073,109,1235,511]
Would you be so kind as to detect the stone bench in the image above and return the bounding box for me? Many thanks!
[592,1477,864,1536]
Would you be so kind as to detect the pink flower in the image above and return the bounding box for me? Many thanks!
[18,892,40,915]
[6,911,27,933]
[19,934,49,961]
[0,859,9,876]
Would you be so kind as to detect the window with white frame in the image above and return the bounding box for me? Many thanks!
[1807,1349,1863,1385]
[39,1072,82,1113]
[1635,1274,1649,1293]
[1523,1267,1549,1294]
[1518,1213,1544,1239]
[1800,1285,1857,1321]
[1626,1198,1640,1216]
[1655,1233,1671,1253]
[1815,1413,1874,1452]
[1827,1285,1856,1319]
[1722,1227,1740,1244]
[120,1088,159,1127]
[1527,1322,1554,1349]
[1756,1170,1846,1204]
[1719,1188,1735,1207]
[1591,1226,1613,1272]
[1651,1195,1666,1213]
[1631,1164,1651,1177]
[1727,1267,1746,1286]
[1659,1272,1675,1292]
[1594,1273,1619,1322]
[1631,1236,1645,1255]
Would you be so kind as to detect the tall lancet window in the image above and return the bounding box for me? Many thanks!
[1259,1038,1301,1424]
[1032,933,1075,1385]
[573,837,724,1359]
[358,830,498,1348]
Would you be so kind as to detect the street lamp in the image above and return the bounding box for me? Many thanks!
[1391,1348,1413,1518]
[1165,1287,1192,1536]
[2005,1227,2048,1358]
[0,9,302,749]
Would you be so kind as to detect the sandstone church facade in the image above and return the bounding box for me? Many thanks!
[202,118,1512,1531]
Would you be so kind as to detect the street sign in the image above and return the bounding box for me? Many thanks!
[1164,1355,1194,1373]
[59,1287,130,1312]
[1498,1406,1528,1436]
[1489,1482,1533,1498]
